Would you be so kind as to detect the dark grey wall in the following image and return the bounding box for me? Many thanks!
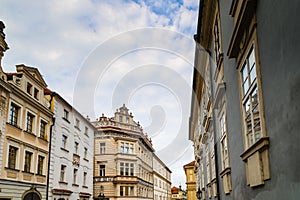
[214,0,300,199]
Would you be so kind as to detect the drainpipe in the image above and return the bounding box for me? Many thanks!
[46,94,55,200]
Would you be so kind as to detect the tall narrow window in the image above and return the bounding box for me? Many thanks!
[60,165,66,182]
[84,126,88,136]
[24,151,32,172]
[119,116,123,122]
[84,147,88,159]
[99,165,105,176]
[26,82,32,95]
[100,143,105,154]
[214,15,222,63]
[130,163,134,176]
[9,103,20,126]
[73,168,78,184]
[120,162,124,175]
[220,113,229,169]
[125,143,129,154]
[63,109,69,120]
[8,146,18,169]
[83,172,87,186]
[26,112,34,133]
[125,163,129,176]
[34,88,39,100]
[75,118,80,129]
[62,135,67,149]
[120,142,124,153]
[37,155,44,175]
[240,47,261,148]
[129,144,134,154]
[39,120,47,139]
[74,142,79,154]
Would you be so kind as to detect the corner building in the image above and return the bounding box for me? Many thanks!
[92,104,154,200]
[190,0,300,199]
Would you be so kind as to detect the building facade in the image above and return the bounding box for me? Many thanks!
[153,153,172,200]
[92,104,155,200]
[171,186,186,200]
[0,64,53,199]
[190,0,300,199]
[45,91,95,200]
[183,161,196,200]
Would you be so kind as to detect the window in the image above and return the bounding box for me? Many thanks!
[37,155,44,175]
[62,135,67,149]
[120,162,134,176]
[73,168,78,184]
[75,118,80,129]
[130,163,134,176]
[99,165,105,176]
[74,142,79,154]
[27,82,32,95]
[126,117,129,123]
[240,46,261,148]
[214,15,222,63]
[129,144,134,154]
[8,146,18,169]
[84,126,88,136]
[63,109,69,120]
[120,142,133,154]
[84,147,88,159]
[34,88,39,100]
[220,113,229,169]
[24,151,32,172]
[39,120,47,139]
[100,143,105,154]
[83,172,87,186]
[60,165,66,182]
[9,103,20,126]
[26,112,35,133]
[120,186,134,196]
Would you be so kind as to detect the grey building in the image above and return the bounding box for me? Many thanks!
[189,0,300,199]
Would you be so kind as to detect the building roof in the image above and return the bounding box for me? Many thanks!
[184,160,196,167]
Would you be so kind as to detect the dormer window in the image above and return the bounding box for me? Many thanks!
[34,88,39,100]
[119,116,123,122]
[126,117,129,123]
[26,82,32,95]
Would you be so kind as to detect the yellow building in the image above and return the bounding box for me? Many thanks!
[0,64,53,199]
[92,104,154,200]
[183,161,197,200]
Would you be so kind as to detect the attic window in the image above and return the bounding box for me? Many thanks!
[34,88,39,100]
[27,82,32,95]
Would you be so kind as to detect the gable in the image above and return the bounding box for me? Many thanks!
[16,64,47,87]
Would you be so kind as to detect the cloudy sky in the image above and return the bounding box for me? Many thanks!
[1,0,199,189]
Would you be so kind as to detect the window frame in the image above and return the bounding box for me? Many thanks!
[24,150,33,173]
[37,155,45,175]
[99,165,105,176]
[9,101,21,127]
[39,119,47,140]
[26,111,35,134]
[8,145,18,169]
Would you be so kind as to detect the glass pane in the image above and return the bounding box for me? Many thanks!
[250,65,257,84]
[248,48,255,68]
[241,64,248,82]
[243,78,249,95]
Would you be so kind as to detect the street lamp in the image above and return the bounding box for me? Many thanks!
[196,188,202,200]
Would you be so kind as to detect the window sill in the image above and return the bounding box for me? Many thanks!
[5,167,20,172]
[220,167,231,177]
[72,183,79,187]
[38,136,48,143]
[36,174,46,177]
[24,130,36,137]
[62,117,70,123]
[240,136,270,187]
[240,137,269,161]
[59,181,68,185]
[74,126,81,131]
[6,122,22,130]
[83,158,89,162]
[82,185,88,189]
[61,147,69,153]
[22,171,34,175]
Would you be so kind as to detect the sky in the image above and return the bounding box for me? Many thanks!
[0,0,199,189]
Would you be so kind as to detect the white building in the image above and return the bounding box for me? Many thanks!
[46,91,95,200]
[153,153,172,200]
